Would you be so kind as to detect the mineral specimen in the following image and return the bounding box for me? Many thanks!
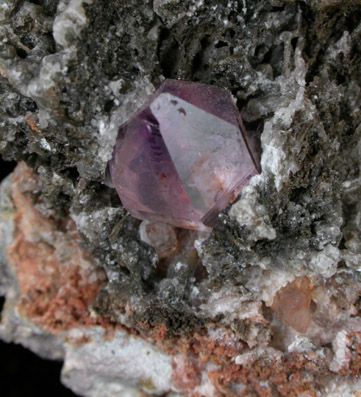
[108,79,259,231]
[0,0,361,396]
[139,220,178,259]
[271,276,313,334]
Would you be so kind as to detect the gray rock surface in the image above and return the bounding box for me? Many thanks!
[0,0,361,396]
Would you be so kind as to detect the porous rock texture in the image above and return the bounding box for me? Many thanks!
[0,0,361,396]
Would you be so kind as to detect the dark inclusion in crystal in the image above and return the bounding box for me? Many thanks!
[109,80,260,231]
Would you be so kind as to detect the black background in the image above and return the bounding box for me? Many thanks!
[0,156,76,396]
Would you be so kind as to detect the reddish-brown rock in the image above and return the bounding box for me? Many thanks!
[6,163,109,333]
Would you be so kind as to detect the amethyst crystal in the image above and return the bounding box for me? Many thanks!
[109,80,259,231]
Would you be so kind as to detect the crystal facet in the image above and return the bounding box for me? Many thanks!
[109,80,259,231]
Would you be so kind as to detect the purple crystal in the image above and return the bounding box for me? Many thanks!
[108,80,259,231]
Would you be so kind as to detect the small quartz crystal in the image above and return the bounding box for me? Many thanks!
[139,221,178,259]
[271,277,313,334]
[109,79,259,231]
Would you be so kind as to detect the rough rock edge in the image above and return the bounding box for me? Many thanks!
[0,0,361,395]
[2,165,361,396]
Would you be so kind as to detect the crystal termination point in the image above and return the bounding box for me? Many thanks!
[109,80,259,231]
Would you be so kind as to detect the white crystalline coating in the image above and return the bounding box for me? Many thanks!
[72,207,121,239]
[287,335,316,353]
[61,328,173,396]
[139,220,151,245]
[193,235,209,256]
[109,79,125,97]
[0,49,74,112]
[229,185,276,243]
[244,267,296,307]
[329,330,350,373]
[259,36,317,192]
[190,285,200,299]
[98,77,156,166]
[309,244,340,278]
[235,347,282,366]
[97,117,120,164]
[53,0,94,48]
[174,262,185,271]
[26,53,69,108]
[39,138,52,151]
[201,293,263,322]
